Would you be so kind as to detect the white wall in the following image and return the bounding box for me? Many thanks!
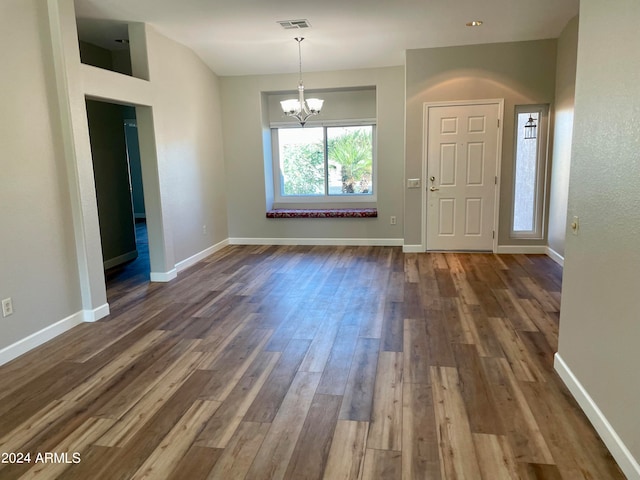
[405,40,558,248]
[0,0,82,351]
[556,1,640,477]
[221,67,405,244]
[548,17,579,261]
[145,27,228,263]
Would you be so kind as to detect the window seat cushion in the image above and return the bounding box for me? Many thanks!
[266,208,378,219]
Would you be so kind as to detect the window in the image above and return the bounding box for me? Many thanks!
[273,124,375,203]
[511,105,549,238]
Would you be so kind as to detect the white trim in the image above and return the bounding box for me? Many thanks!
[546,246,565,266]
[554,353,640,480]
[83,303,110,323]
[495,245,548,254]
[175,239,230,273]
[0,311,84,366]
[422,99,504,253]
[403,244,424,253]
[229,237,403,247]
[150,269,178,282]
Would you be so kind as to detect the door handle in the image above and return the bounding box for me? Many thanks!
[429,186,439,191]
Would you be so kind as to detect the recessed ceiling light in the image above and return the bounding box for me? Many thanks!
[466,20,483,27]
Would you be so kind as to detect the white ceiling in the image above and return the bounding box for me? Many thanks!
[74,0,579,77]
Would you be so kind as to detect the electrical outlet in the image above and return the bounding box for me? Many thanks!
[2,298,13,317]
[202,224,207,235]
[390,216,397,225]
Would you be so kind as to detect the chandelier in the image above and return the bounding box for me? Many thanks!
[280,37,324,126]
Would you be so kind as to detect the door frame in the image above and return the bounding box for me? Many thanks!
[421,99,504,252]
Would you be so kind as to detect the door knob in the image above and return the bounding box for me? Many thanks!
[429,186,439,191]
[430,176,436,182]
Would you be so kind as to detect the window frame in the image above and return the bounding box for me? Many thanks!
[271,120,377,206]
[510,104,549,239]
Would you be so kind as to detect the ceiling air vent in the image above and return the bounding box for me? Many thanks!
[277,19,311,29]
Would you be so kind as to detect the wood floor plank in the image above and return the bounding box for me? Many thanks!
[424,307,456,367]
[165,445,223,480]
[206,421,270,480]
[381,301,404,352]
[488,316,545,383]
[361,449,402,479]
[472,433,520,480]
[322,420,369,480]
[244,371,322,480]
[338,338,380,422]
[367,351,403,451]
[16,417,115,480]
[517,462,564,479]
[243,339,311,423]
[403,318,431,384]
[480,357,555,465]
[492,288,539,332]
[402,382,441,480]
[195,350,280,448]
[94,350,206,448]
[317,325,360,396]
[130,399,221,480]
[299,317,341,373]
[283,394,342,480]
[456,300,504,358]
[452,343,505,435]
[431,366,483,479]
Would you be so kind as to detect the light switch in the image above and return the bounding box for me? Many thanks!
[571,216,579,235]
[407,178,421,188]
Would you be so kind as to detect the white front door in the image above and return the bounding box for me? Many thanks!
[425,102,501,251]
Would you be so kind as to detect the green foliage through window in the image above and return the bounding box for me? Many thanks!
[277,125,374,197]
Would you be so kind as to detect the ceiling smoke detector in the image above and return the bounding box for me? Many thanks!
[277,19,311,30]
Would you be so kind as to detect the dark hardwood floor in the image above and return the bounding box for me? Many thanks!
[0,245,624,479]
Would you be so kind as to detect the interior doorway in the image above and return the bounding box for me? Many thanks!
[85,99,150,296]
[423,100,503,251]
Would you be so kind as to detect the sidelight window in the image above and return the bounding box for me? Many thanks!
[511,105,549,238]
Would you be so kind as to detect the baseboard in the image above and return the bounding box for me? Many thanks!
[546,246,565,266]
[554,353,640,480]
[83,303,110,323]
[175,238,229,273]
[495,245,548,254]
[103,250,138,270]
[228,237,403,247]
[403,245,424,253]
[0,311,84,366]
[150,269,177,282]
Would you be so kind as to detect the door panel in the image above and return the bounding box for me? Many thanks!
[426,103,500,251]
[439,199,455,235]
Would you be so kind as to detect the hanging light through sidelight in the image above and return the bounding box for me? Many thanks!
[524,114,537,139]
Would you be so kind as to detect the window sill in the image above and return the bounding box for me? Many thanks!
[266,208,378,219]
